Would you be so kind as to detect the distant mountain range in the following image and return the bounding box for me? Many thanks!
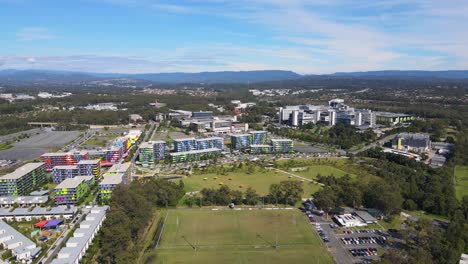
[0,69,468,85]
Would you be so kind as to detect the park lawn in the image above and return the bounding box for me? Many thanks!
[179,170,321,197]
[291,165,354,180]
[143,209,333,264]
[455,166,468,200]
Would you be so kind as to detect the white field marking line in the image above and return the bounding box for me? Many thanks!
[156,243,316,250]
[156,210,170,249]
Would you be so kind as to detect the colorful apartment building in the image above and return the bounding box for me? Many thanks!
[0,163,46,197]
[250,145,272,154]
[112,137,130,153]
[107,163,131,184]
[138,142,155,167]
[52,160,102,183]
[102,146,123,165]
[270,139,294,154]
[39,151,88,171]
[230,134,252,149]
[169,148,221,163]
[98,172,124,204]
[249,131,268,145]
[154,140,167,160]
[196,137,224,150]
[54,176,94,205]
[173,138,196,152]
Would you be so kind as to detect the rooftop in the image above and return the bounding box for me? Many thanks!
[0,195,49,205]
[0,205,77,217]
[55,176,93,189]
[100,173,124,185]
[107,163,131,173]
[0,220,41,260]
[170,148,221,156]
[1,162,44,180]
[77,159,101,165]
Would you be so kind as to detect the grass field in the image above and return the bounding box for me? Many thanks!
[143,209,333,264]
[179,170,321,197]
[455,166,468,200]
[291,165,354,180]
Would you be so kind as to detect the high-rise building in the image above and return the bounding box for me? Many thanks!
[0,163,46,196]
[54,176,94,205]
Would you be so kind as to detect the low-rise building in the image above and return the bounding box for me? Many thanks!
[0,195,49,207]
[333,214,367,227]
[0,220,41,261]
[51,206,108,264]
[392,133,431,153]
[54,176,94,205]
[0,162,46,196]
[0,205,77,221]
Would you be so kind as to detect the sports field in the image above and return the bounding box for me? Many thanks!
[180,170,321,197]
[291,165,353,180]
[455,166,468,200]
[144,209,333,264]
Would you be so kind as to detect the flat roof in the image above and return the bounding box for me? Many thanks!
[249,131,267,134]
[375,111,412,118]
[0,195,49,205]
[139,142,154,148]
[51,206,108,264]
[354,210,377,222]
[196,137,223,141]
[107,163,131,173]
[77,159,100,165]
[0,205,77,217]
[270,138,293,142]
[55,176,93,189]
[100,173,124,185]
[53,165,78,170]
[170,148,221,156]
[250,144,271,148]
[173,137,196,142]
[1,162,44,180]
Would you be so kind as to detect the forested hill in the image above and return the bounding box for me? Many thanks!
[331,70,468,79]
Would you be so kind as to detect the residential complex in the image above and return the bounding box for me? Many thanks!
[279,99,376,127]
[106,163,131,184]
[98,172,125,204]
[169,137,224,163]
[270,139,294,154]
[0,195,49,207]
[138,140,167,167]
[40,151,88,171]
[0,205,77,221]
[250,131,268,145]
[52,160,101,183]
[0,220,41,261]
[231,134,252,150]
[392,133,431,153]
[0,163,46,196]
[51,206,108,264]
[54,176,94,205]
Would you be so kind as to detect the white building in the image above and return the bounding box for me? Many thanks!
[0,220,41,261]
[51,206,108,264]
[333,214,367,227]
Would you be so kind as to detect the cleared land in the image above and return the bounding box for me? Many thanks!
[0,131,80,161]
[291,165,353,180]
[179,169,321,197]
[144,209,333,264]
[455,166,468,200]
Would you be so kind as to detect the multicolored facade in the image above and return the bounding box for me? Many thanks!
[250,145,272,154]
[249,131,268,145]
[0,163,46,196]
[98,172,124,204]
[103,146,123,165]
[138,142,155,167]
[39,151,88,171]
[196,137,224,150]
[170,148,221,163]
[54,176,94,205]
[106,163,131,184]
[154,141,167,160]
[231,134,252,149]
[173,138,196,152]
[270,139,294,154]
[52,160,101,183]
[112,137,130,154]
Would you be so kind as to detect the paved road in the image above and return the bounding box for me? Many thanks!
[350,134,396,155]
[314,216,354,264]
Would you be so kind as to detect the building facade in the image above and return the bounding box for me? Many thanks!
[0,163,46,196]
[270,139,294,153]
[54,176,94,205]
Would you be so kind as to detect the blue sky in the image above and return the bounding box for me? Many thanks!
[1,0,467,74]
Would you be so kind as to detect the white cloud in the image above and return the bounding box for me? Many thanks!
[16,27,55,41]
